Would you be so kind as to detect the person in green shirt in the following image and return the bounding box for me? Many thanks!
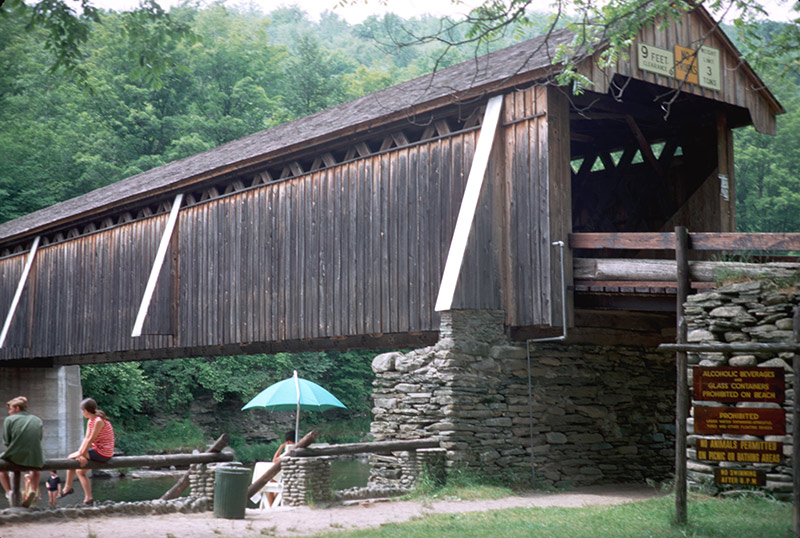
[0,396,45,507]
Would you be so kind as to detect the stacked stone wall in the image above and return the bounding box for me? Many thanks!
[371,310,675,488]
[684,281,797,499]
[188,463,216,502]
[281,456,332,506]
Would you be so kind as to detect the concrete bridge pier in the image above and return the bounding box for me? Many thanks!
[0,366,84,458]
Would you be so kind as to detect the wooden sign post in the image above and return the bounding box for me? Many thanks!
[675,226,689,526]
[793,307,799,538]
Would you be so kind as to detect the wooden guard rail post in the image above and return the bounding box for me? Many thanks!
[161,432,230,501]
[570,232,800,289]
[571,230,800,527]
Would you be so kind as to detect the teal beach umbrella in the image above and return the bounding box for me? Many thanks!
[242,370,346,443]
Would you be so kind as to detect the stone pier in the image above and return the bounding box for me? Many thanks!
[0,366,84,458]
[370,309,675,488]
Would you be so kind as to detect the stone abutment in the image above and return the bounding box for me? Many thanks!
[369,310,675,488]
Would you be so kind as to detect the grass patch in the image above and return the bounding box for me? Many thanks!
[405,466,521,501]
[307,493,791,538]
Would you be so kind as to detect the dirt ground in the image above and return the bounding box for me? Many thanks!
[0,484,662,538]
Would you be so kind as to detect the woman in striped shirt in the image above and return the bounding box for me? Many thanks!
[58,398,115,505]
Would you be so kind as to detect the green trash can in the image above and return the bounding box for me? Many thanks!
[213,464,252,519]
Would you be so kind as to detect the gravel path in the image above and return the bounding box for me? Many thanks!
[0,483,662,538]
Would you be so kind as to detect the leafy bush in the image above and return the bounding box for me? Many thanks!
[80,362,156,424]
[114,418,206,455]
[230,438,280,464]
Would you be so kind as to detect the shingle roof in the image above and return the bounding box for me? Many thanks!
[0,28,574,244]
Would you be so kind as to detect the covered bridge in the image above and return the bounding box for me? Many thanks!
[0,5,786,486]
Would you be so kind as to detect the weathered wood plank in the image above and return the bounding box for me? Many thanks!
[379,152,390,332]
[0,451,233,472]
[570,232,675,250]
[547,86,572,327]
[395,148,408,332]
[536,86,551,325]
[280,182,290,340]
[573,280,715,289]
[692,233,800,251]
[289,438,440,457]
[575,258,800,282]
[347,162,358,335]
[660,343,800,353]
[407,145,420,331]
[331,167,342,337]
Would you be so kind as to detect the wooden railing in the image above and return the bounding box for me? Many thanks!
[570,232,800,251]
[0,451,233,473]
[247,432,440,499]
[1,433,231,507]
[569,231,800,292]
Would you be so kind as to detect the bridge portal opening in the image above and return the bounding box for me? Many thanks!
[570,75,741,239]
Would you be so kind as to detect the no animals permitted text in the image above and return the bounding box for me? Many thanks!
[696,438,782,464]
[694,406,785,435]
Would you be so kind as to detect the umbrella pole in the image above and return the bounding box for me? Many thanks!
[294,370,300,443]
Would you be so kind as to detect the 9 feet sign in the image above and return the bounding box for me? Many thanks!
[637,43,722,91]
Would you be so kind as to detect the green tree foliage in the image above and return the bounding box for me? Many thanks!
[281,33,356,116]
[134,351,375,417]
[81,350,377,450]
[0,3,433,222]
[0,0,194,87]
[81,362,156,422]
[734,42,800,232]
[1,1,798,451]
[345,0,797,91]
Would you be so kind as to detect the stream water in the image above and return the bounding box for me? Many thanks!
[1,459,370,509]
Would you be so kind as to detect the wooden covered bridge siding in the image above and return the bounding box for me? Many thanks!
[0,85,567,364]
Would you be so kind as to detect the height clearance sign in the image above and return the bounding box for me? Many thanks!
[637,43,722,91]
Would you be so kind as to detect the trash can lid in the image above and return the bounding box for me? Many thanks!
[214,464,250,474]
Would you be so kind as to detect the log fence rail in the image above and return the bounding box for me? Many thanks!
[1,433,231,508]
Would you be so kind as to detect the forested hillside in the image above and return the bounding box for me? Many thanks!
[1,3,797,457]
